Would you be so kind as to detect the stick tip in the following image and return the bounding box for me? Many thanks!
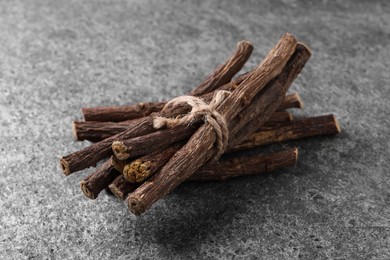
[237,40,253,48]
[108,183,125,200]
[293,147,299,162]
[112,141,128,160]
[297,42,312,56]
[60,159,71,176]
[332,115,342,134]
[71,121,79,141]
[294,93,304,109]
[282,32,297,43]
[80,108,87,121]
[287,112,294,121]
[123,161,140,183]
[127,196,146,216]
[80,180,96,199]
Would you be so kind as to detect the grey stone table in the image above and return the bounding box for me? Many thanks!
[1,1,389,259]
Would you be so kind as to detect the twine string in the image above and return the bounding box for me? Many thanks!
[153,90,231,160]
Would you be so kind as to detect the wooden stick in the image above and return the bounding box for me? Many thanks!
[72,117,144,142]
[73,97,298,142]
[60,42,254,175]
[127,33,301,215]
[81,41,253,122]
[192,148,298,181]
[230,114,341,151]
[109,148,298,200]
[79,158,120,199]
[81,102,165,122]
[189,40,254,96]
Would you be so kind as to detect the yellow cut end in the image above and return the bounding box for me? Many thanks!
[112,141,128,160]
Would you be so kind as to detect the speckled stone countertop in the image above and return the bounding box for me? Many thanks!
[1,1,389,259]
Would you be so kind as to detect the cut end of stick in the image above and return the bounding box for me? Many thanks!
[287,112,293,121]
[123,160,152,183]
[293,147,299,163]
[123,160,142,183]
[112,141,129,160]
[72,121,79,141]
[127,196,146,216]
[123,164,136,183]
[332,115,342,134]
[60,159,71,176]
[80,108,88,121]
[108,183,125,200]
[293,93,304,109]
[80,181,96,199]
[297,41,312,56]
[237,40,253,48]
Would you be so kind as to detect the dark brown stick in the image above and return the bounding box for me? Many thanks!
[189,41,254,96]
[60,42,254,175]
[81,41,253,122]
[79,158,121,199]
[109,148,298,200]
[110,111,290,161]
[127,33,301,215]
[230,114,341,151]
[72,117,144,142]
[81,102,165,122]
[191,148,298,181]
[73,98,298,142]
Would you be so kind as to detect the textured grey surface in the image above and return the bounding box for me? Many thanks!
[1,0,390,259]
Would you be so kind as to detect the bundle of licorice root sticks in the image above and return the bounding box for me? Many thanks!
[60,33,340,215]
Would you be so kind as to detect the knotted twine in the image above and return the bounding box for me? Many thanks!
[153,90,231,161]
